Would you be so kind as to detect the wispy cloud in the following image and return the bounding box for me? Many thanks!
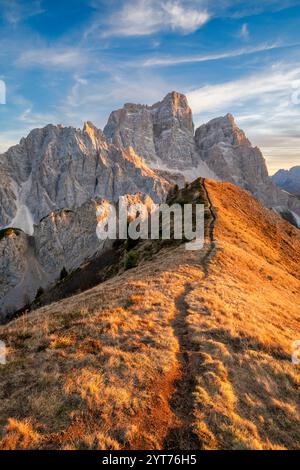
[143,42,284,67]
[18,107,58,126]
[188,63,300,173]
[61,71,172,127]
[239,23,249,39]
[17,48,88,69]
[208,0,300,19]
[0,0,44,25]
[188,64,300,114]
[85,0,300,41]
[1,0,300,174]
[101,0,210,37]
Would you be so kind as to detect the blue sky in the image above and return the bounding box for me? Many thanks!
[1,0,300,173]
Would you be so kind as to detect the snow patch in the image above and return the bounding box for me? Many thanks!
[290,211,300,228]
[273,206,300,228]
[150,158,218,181]
[7,177,34,235]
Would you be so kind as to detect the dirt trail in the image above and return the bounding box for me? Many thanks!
[163,283,201,449]
[163,179,217,450]
[201,178,217,277]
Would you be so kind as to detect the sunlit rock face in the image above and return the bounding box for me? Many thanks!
[195,113,300,225]
[104,91,216,179]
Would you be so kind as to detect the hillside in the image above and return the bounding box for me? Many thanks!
[0,179,299,450]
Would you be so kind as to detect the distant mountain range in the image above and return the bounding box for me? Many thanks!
[272,166,300,197]
[1,91,300,318]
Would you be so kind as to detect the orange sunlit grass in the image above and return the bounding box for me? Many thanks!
[0,180,299,450]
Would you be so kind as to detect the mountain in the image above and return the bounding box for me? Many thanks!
[104,91,216,180]
[195,113,300,225]
[0,122,168,232]
[1,179,299,450]
[272,166,300,196]
[1,90,300,319]
[0,124,169,318]
[105,92,300,226]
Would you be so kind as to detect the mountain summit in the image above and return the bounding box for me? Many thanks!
[104,91,215,178]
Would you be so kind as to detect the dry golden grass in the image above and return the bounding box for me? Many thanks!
[0,243,206,449]
[187,180,300,449]
[0,179,299,450]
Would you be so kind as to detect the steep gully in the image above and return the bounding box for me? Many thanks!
[163,179,217,450]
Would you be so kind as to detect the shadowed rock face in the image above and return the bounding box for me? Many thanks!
[0,192,160,318]
[0,229,46,318]
[195,114,268,188]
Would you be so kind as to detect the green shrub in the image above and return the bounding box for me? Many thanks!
[35,287,44,300]
[125,251,139,270]
[0,228,18,241]
[60,267,68,281]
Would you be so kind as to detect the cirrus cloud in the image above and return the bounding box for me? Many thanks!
[17,47,88,69]
[102,0,210,37]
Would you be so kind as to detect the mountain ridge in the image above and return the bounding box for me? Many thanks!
[1,179,299,450]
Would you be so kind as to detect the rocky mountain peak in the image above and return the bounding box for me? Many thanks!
[195,113,250,151]
[0,119,171,317]
[1,90,300,319]
[0,119,169,232]
[195,113,300,225]
[104,91,214,177]
[83,120,98,134]
[152,91,194,135]
[154,90,191,114]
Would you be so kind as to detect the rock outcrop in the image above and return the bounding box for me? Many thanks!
[104,94,300,225]
[0,229,47,317]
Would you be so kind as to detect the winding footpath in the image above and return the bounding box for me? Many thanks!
[164,179,218,450]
